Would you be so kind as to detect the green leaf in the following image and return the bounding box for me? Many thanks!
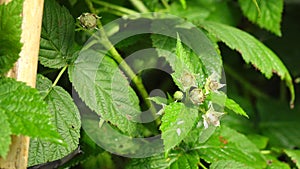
[28,75,81,166]
[196,126,266,169]
[264,154,291,169]
[0,110,11,158]
[200,21,295,107]
[151,17,222,77]
[171,34,206,91]
[169,151,199,169]
[225,98,249,118]
[284,150,300,168]
[238,0,283,36]
[70,49,143,136]
[246,134,268,150]
[39,0,76,68]
[168,0,241,26]
[148,96,168,105]
[160,102,198,152]
[0,0,23,75]
[0,77,62,142]
[126,150,199,169]
[125,152,178,169]
[257,98,300,149]
[210,160,255,169]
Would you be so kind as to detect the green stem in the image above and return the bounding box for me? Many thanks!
[43,65,68,100]
[129,0,150,13]
[224,64,269,99]
[100,8,125,16]
[85,0,158,123]
[198,161,208,169]
[52,65,67,88]
[161,0,170,9]
[91,0,138,15]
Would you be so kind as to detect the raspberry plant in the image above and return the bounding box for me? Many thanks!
[1,0,300,168]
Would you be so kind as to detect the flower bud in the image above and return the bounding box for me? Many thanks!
[189,88,205,105]
[78,13,100,29]
[179,71,197,91]
[173,91,184,101]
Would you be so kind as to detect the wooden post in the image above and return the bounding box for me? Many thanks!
[0,0,44,168]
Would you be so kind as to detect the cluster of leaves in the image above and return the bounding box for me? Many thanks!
[1,0,300,169]
[0,0,80,165]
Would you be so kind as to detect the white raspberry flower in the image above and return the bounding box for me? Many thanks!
[205,72,225,94]
[202,105,224,129]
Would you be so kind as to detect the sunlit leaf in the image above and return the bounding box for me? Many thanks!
[225,97,249,118]
[0,0,23,75]
[160,102,198,152]
[196,126,266,169]
[0,77,62,142]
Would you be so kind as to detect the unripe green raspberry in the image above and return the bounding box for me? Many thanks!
[173,91,184,101]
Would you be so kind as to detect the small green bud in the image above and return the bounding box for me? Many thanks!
[173,91,184,101]
[78,13,100,29]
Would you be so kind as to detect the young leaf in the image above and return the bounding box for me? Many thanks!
[0,77,62,142]
[200,21,295,107]
[70,49,144,136]
[39,0,76,68]
[28,75,81,166]
[151,17,222,77]
[160,102,198,152]
[171,34,206,91]
[284,149,300,168]
[196,126,266,169]
[0,110,11,158]
[0,0,23,75]
[210,160,255,169]
[225,97,249,118]
[238,0,283,36]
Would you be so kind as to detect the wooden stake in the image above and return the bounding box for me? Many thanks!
[0,0,44,168]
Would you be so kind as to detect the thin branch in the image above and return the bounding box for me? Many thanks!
[129,0,150,13]
[84,0,158,124]
[91,0,138,15]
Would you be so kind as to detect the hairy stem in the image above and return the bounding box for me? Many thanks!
[129,0,150,13]
[85,0,158,123]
